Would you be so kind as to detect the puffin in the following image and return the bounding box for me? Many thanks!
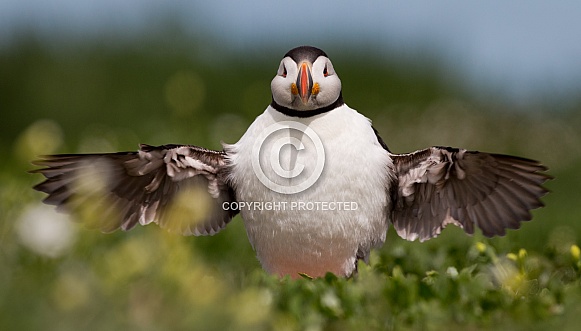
[31,46,551,278]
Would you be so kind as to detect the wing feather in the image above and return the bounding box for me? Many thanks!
[31,144,237,236]
[391,146,551,241]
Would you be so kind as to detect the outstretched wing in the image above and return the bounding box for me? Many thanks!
[31,144,237,236]
[390,146,551,241]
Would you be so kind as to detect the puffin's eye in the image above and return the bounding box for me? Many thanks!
[323,65,328,77]
[282,66,287,78]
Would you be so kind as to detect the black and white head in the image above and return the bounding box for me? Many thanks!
[271,46,343,113]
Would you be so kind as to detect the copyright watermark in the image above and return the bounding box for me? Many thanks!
[252,121,325,194]
[222,201,358,211]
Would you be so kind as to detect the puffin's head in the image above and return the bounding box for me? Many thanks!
[271,46,342,113]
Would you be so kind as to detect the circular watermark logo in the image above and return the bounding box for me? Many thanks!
[252,121,325,194]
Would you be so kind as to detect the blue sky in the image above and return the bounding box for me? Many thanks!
[2,1,580,103]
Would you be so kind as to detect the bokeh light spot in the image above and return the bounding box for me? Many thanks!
[14,119,63,163]
[209,113,249,147]
[165,71,205,117]
[161,185,212,235]
[17,204,76,258]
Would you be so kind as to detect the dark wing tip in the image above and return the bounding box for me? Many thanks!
[30,145,237,237]
[391,146,552,241]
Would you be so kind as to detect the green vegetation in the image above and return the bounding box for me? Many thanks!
[1,35,581,330]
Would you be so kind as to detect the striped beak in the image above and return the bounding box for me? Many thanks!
[296,62,313,104]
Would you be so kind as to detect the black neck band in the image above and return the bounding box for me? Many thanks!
[270,93,344,118]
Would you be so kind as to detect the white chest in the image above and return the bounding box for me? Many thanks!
[225,105,393,277]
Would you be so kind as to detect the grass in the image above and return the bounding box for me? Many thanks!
[2,208,580,330]
[1,35,581,330]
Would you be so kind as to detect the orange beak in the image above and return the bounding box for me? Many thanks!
[296,62,312,104]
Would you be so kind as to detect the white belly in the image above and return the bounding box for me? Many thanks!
[225,105,393,277]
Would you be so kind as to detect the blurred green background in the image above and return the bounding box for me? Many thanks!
[2,2,581,330]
